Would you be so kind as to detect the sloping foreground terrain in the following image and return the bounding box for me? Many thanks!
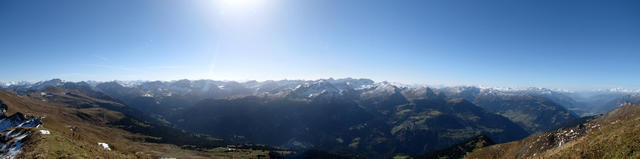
[465,104,640,159]
[0,90,295,158]
[412,135,494,159]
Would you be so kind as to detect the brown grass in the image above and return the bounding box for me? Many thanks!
[465,104,640,159]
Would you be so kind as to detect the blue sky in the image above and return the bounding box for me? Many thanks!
[1,0,639,90]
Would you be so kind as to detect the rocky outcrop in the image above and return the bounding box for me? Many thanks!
[0,100,43,159]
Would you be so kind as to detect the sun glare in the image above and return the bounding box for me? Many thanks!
[218,0,266,14]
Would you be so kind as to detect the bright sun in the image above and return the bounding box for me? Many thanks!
[218,0,266,13]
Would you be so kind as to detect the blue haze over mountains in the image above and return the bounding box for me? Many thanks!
[1,78,637,116]
[2,78,639,156]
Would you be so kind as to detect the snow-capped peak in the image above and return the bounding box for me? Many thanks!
[289,80,343,99]
[600,88,640,93]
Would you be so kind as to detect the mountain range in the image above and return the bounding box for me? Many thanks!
[0,78,639,158]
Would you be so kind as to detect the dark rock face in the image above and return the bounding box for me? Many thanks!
[0,100,7,118]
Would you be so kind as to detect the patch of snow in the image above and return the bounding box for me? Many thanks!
[115,80,145,88]
[0,113,44,158]
[601,88,640,93]
[0,129,30,159]
[39,130,50,135]
[98,142,111,150]
[4,140,23,159]
[13,134,27,141]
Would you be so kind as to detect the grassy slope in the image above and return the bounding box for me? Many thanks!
[465,104,640,159]
[0,91,280,158]
[413,135,494,159]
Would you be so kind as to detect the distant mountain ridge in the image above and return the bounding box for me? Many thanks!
[2,78,638,101]
[3,78,630,123]
[440,87,578,133]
